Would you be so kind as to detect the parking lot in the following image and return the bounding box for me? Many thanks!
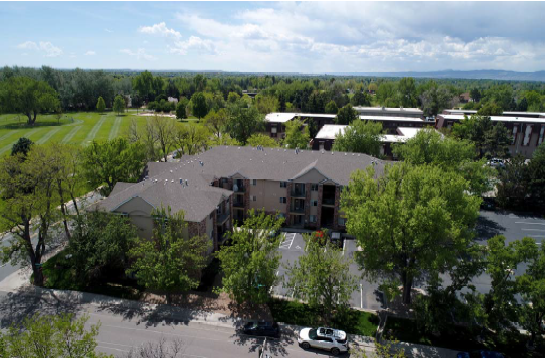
[273,232,384,312]
[272,209,545,312]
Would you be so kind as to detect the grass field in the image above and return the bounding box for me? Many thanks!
[0,110,200,156]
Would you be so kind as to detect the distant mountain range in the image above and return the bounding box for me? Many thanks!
[98,68,545,82]
[312,70,545,82]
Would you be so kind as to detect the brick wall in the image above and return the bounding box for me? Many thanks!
[317,184,323,229]
[333,186,341,231]
[188,218,207,238]
[285,182,292,226]
[304,182,312,229]
[243,179,250,220]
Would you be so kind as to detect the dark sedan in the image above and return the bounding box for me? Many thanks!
[242,321,280,338]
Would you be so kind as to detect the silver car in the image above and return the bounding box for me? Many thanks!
[298,327,348,356]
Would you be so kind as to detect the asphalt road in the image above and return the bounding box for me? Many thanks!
[0,290,343,358]
[274,209,545,312]
[0,190,104,282]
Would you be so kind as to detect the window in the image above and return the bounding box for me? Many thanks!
[279,197,286,204]
[252,179,257,186]
[210,213,214,219]
[222,178,228,184]
[310,215,317,223]
[312,200,318,207]
[280,181,287,188]
[252,195,257,202]
[311,184,319,191]
[338,217,346,226]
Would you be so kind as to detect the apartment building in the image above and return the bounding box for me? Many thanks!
[311,124,432,158]
[436,111,545,158]
[93,145,386,250]
[353,106,424,118]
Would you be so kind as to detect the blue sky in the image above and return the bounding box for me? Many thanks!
[2,1,545,72]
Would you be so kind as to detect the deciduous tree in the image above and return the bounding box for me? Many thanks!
[225,103,265,145]
[325,100,338,114]
[342,163,481,304]
[173,123,210,157]
[128,207,211,304]
[190,92,208,120]
[284,230,358,323]
[113,94,125,115]
[335,104,358,125]
[283,118,310,149]
[332,119,383,157]
[96,96,106,113]
[216,210,284,304]
[247,133,279,148]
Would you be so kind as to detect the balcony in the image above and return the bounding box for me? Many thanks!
[291,189,306,197]
[290,206,305,214]
[233,200,244,208]
[322,197,335,206]
[217,213,230,225]
[233,184,245,193]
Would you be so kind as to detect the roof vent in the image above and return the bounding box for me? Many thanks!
[321,150,324,154]
[171,179,174,183]
[344,153,347,156]
[170,170,173,173]
[199,161,204,166]
[332,152,334,155]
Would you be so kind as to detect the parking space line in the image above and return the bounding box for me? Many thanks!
[360,283,363,309]
[342,240,346,255]
[279,233,295,249]
[516,222,545,226]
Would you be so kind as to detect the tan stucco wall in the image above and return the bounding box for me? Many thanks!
[114,196,155,240]
[293,168,326,184]
[249,179,287,213]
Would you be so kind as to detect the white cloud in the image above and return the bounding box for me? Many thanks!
[119,48,156,61]
[104,28,113,33]
[84,50,96,56]
[169,36,217,55]
[17,41,63,57]
[139,22,181,39]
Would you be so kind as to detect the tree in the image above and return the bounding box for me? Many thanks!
[397,77,417,108]
[190,92,208,120]
[128,207,211,304]
[127,337,185,358]
[227,91,240,104]
[113,94,125,115]
[225,103,265,145]
[350,91,372,107]
[477,102,503,116]
[0,313,104,358]
[255,95,279,114]
[11,137,34,157]
[149,115,176,162]
[69,211,137,283]
[452,114,510,159]
[96,96,106,113]
[173,123,210,157]
[470,88,482,103]
[175,101,187,120]
[284,230,358,323]
[517,239,545,347]
[335,104,358,125]
[420,86,456,117]
[247,133,279,148]
[484,122,511,159]
[526,143,545,211]
[216,210,284,304]
[342,163,481,304]
[0,76,59,126]
[283,118,310,149]
[81,138,146,196]
[0,145,63,286]
[133,70,154,103]
[332,119,383,157]
[325,100,339,114]
[376,82,398,106]
[496,154,528,209]
[204,108,227,139]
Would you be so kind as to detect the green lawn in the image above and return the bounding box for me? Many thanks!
[269,298,379,337]
[0,110,203,155]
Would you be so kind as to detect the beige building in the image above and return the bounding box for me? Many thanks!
[94,146,386,250]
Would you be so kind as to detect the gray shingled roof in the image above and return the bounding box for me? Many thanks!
[95,146,385,222]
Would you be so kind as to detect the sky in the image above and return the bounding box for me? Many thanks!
[2,1,545,73]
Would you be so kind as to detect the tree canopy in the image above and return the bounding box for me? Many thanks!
[335,104,358,125]
[283,118,310,149]
[332,119,383,157]
[341,163,481,304]
[96,96,106,113]
[113,94,125,115]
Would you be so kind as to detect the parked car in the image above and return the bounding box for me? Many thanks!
[298,327,348,356]
[457,350,504,358]
[487,158,505,168]
[242,321,280,338]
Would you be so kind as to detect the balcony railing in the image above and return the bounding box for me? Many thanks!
[233,184,245,193]
[322,197,335,206]
[291,189,306,197]
[290,206,305,214]
[217,213,230,225]
[233,200,244,208]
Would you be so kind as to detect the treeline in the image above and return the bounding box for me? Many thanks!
[1,66,544,118]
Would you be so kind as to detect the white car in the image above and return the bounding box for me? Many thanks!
[298,327,348,356]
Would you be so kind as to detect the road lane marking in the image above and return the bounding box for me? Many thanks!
[516,222,545,226]
[360,283,363,309]
[522,228,545,232]
[97,345,129,353]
